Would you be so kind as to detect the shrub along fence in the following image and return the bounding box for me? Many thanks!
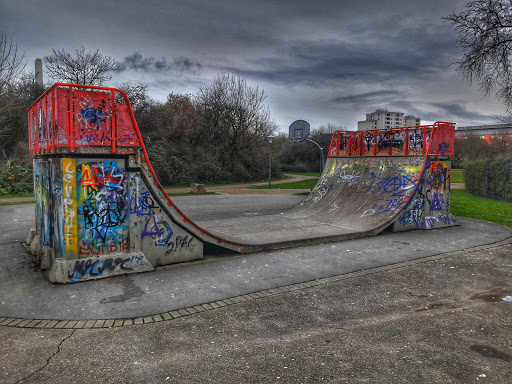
[464,155,512,202]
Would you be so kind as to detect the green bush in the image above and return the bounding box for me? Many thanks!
[464,155,512,201]
[0,162,33,196]
[188,158,226,183]
[281,160,309,173]
[231,162,251,182]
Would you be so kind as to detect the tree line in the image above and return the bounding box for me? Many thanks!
[0,40,332,195]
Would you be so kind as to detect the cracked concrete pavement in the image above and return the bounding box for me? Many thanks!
[2,240,512,384]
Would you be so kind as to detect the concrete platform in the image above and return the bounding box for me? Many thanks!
[0,196,510,322]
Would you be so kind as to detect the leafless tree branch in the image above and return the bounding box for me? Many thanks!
[443,0,512,112]
[44,46,118,86]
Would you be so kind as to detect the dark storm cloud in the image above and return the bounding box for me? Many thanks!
[383,99,493,125]
[0,0,500,128]
[217,20,457,90]
[330,90,412,116]
[118,52,201,74]
[332,90,405,104]
[426,102,494,122]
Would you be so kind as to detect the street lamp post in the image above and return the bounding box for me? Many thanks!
[305,137,325,173]
[268,135,274,188]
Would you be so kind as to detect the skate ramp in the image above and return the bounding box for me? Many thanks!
[193,155,428,243]
[27,83,456,283]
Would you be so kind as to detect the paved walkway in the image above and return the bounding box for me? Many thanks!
[164,173,316,195]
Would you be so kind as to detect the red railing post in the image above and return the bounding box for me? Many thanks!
[51,88,56,153]
[45,92,49,153]
[37,104,41,154]
[68,85,74,152]
[436,122,440,158]
[27,109,31,154]
[111,89,116,153]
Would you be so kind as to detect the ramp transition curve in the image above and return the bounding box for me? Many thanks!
[27,83,456,283]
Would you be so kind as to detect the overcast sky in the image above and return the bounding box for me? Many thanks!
[1,0,506,132]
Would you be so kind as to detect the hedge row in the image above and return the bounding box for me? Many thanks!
[464,155,512,202]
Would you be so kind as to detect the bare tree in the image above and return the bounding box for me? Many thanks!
[193,72,277,179]
[195,72,277,154]
[313,123,346,135]
[115,81,151,116]
[44,46,117,86]
[0,34,25,100]
[443,0,512,112]
[0,35,27,152]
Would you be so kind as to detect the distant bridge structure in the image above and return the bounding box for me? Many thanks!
[455,123,512,140]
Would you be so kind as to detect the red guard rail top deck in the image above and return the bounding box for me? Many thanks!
[27,83,457,283]
[327,122,455,158]
[28,83,141,154]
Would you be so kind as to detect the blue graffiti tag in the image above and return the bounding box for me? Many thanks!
[78,99,109,130]
[368,173,418,198]
[68,257,132,282]
[438,142,450,154]
[430,192,443,211]
[361,173,419,218]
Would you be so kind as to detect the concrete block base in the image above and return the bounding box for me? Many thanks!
[48,252,155,284]
[26,228,36,246]
[29,235,42,257]
[40,247,54,270]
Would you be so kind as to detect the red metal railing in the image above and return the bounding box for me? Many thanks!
[28,83,140,155]
[327,122,455,158]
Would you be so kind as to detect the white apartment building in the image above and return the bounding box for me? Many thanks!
[357,109,421,131]
[404,115,421,127]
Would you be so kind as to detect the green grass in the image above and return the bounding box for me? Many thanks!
[250,178,319,190]
[166,192,218,197]
[285,172,321,177]
[450,189,512,228]
[451,169,465,183]
[0,192,34,199]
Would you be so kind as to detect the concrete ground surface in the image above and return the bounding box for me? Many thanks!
[1,193,511,383]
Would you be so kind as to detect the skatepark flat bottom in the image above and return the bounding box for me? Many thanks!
[196,214,362,244]
[184,195,362,244]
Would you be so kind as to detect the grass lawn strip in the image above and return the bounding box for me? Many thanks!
[450,169,465,184]
[250,178,319,190]
[450,189,512,228]
[285,172,321,177]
